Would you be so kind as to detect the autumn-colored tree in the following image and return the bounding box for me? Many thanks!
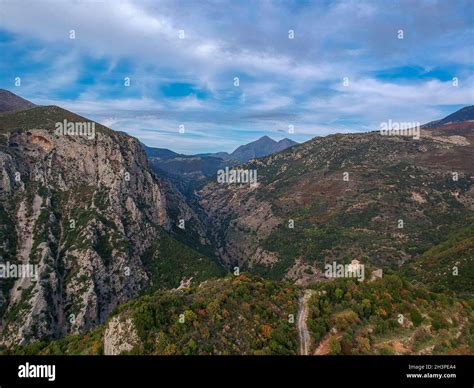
[261,324,273,339]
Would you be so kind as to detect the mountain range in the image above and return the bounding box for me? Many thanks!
[145,135,297,163]
[144,135,297,194]
[0,89,472,355]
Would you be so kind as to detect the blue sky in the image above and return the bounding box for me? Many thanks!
[0,0,473,153]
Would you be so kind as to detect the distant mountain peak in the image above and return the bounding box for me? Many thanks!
[0,89,36,113]
[257,135,275,142]
[423,105,474,129]
[230,135,297,162]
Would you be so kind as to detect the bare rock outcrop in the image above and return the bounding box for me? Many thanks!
[103,316,141,355]
[0,108,173,345]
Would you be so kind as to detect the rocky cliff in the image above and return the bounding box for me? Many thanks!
[0,105,221,345]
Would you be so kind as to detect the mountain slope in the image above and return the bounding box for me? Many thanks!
[197,114,474,283]
[0,101,223,346]
[404,225,474,297]
[0,89,36,113]
[306,275,473,355]
[438,105,474,125]
[198,151,231,160]
[5,274,472,355]
[142,145,179,159]
[423,105,474,129]
[147,153,231,196]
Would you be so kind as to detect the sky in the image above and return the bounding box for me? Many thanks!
[0,0,473,154]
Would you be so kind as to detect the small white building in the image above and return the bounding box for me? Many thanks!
[370,269,383,281]
[347,259,361,273]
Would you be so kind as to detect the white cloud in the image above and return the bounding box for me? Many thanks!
[305,77,474,126]
[1,0,472,153]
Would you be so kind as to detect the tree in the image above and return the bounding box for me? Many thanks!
[362,298,372,317]
[329,336,341,355]
[261,324,273,339]
[410,308,423,326]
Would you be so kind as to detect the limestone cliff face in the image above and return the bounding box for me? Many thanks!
[0,107,174,345]
[198,181,282,270]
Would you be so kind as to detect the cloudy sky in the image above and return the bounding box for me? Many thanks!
[0,0,473,153]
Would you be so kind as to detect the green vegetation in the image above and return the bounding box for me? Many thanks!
[0,106,112,135]
[306,275,473,355]
[3,275,299,355]
[1,327,104,355]
[120,274,299,355]
[404,225,474,297]
[221,131,474,280]
[0,205,18,317]
[141,232,226,291]
[6,274,472,356]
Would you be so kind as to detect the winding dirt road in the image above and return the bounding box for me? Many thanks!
[297,289,315,355]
